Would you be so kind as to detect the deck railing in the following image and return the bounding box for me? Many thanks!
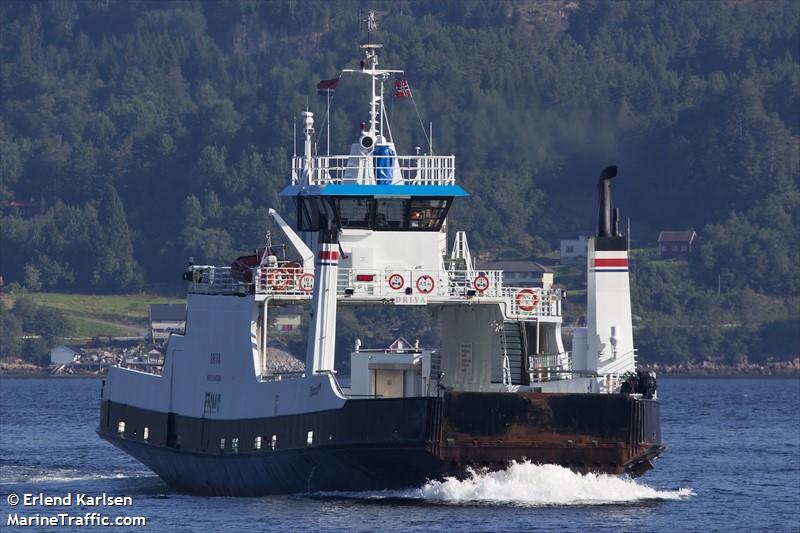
[529,352,572,383]
[292,154,455,186]
[186,265,562,318]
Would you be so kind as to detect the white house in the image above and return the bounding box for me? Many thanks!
[273,306,303,332]
[560,236,589,263]
[476,260,554,289]
[50,345,78,365]
[148,304,186,345]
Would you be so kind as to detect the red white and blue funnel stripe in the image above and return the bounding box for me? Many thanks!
[317,246,339,267]
[592,255,629,272]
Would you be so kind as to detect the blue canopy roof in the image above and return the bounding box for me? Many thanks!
[279,184,469,198]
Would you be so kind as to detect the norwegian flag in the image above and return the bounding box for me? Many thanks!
[394,78,412,98]
[317,77,339,96]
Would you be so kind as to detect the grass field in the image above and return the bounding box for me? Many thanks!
[67,316,136,338]
[7,292,185,341]
[31,293,184,322]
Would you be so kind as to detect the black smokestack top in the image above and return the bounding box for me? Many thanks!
[597,165,617,237]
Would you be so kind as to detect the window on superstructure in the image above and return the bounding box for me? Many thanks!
[232,437,239,453]
[374,199,405,230]
[143,427,149,441]
[219,438,226,452]
[254,436,262,450]
[117,421,125,435]
[298,198,337,231]
[306,431,314,447]
[298,199,315,231]
[335,197,372,228]
[407,198,448,230]
[270,435,277,450]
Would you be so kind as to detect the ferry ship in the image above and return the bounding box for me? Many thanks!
[97,35,663,496]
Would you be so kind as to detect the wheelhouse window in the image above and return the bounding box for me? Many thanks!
[374,199,406,230]
[335,197,372,229]
[300,196,452,232]
[297,197,337,231]
[408,198,449,229]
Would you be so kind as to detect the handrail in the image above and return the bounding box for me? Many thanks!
[186,265,562,318]
[292,154,456,186]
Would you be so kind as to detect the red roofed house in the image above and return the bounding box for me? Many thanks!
[657,231,697,258]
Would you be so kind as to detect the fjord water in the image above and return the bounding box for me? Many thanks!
[1,378,798,532]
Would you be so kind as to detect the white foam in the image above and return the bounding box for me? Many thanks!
[0,468,154,485]
[325,462,694,506]
[416,462,693,505]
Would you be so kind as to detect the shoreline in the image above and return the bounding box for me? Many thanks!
[1,369,797,379]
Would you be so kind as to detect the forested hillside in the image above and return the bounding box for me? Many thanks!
[1,0,798,363]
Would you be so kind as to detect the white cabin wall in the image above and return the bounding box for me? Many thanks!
[571,327,589,372]
[539,322,568,369]
[339,230,443,271]
[438,304,505,392]
[105,293,346,419]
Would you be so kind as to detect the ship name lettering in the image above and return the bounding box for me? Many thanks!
[204,392,222,413]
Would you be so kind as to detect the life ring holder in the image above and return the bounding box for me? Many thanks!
[516,288,539,312]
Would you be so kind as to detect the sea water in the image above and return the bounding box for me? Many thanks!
[1,378,798,532]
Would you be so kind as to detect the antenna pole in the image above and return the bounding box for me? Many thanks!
[379,78,384,140]
[370,64,377,134]
[627,217,631,251]
[327,90,331,156]
[429,121,433,155]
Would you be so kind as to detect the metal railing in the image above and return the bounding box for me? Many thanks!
[529,352,572,383]
[292,154,456,186]
[503,286,561,318]
[186,265,562,318]
[333,268,504,299]
[186,266,249,295]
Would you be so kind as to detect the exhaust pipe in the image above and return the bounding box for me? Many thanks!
[597,165,617,237]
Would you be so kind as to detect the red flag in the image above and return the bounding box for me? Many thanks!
[394,79,412,98]
[317,77,339,96]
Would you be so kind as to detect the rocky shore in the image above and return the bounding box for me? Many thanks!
[0,358,48,376]
[0,348,305,378]
[2,357,797,378]
[641,358,800,377]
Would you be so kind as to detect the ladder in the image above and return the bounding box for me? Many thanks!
[492,321,524,385]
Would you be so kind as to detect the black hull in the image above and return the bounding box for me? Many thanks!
[98,392,663,496]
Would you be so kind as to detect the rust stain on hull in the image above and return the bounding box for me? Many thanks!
[426,391,664,477]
